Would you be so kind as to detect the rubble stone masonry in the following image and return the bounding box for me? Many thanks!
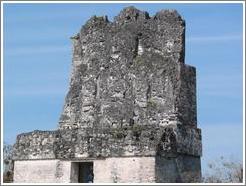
[13,7,202,183]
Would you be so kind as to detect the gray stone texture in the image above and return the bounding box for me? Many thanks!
[13,7,202,183]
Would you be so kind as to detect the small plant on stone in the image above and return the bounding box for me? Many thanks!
[147,99,158,109]
[133,56,144,67]
[111,128,126,139]
[132,124,143,140]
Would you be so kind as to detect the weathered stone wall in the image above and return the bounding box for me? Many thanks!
[13,160,71,183]
[13,124,201,160]
[13,130,58,160]
[155,155,201,183]
[13,156,200,183]
[58,6,188,130]
[95,156,201,183]
[94,157,155,183]
[13,7,202,183]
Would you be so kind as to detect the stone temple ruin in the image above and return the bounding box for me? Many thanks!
[12,7,202,183]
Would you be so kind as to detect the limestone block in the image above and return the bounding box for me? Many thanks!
[94,157,155,183]
[13,160,71,183]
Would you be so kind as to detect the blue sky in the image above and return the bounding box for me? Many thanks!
[3,3,244,174]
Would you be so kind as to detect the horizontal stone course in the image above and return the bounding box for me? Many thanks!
[13,123,201,160]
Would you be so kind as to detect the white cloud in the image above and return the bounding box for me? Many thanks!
[186,34,242,43]
[4,84,68,97]
[197,73,243,98]
[5,89,67,96]
[4,45,71,56]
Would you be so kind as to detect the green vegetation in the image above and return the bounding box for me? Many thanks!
[132,124,143,139]
[110,123,144,139]
[147,98,158,109]
[111,128,127,139]
[133,56,144,66]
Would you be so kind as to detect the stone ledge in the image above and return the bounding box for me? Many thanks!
[13,124,201,160]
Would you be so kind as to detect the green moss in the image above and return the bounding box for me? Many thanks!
[110,124,144,139]
[132,124,142,132]
[133,56,145,66]
[132,124,143,139]
[147,99,158,108]
[111,128,126,139]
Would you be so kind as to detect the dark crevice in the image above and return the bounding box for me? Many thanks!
[94,74,100,99]
[134,13,139,20]
[133,36,139,59]
[120,118,123,128]
[93,84,97,97]
[146,83,151,100]
[129,118,134,126]
[123,90,126,98]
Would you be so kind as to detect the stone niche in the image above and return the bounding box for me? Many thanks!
[13,6,202,183]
